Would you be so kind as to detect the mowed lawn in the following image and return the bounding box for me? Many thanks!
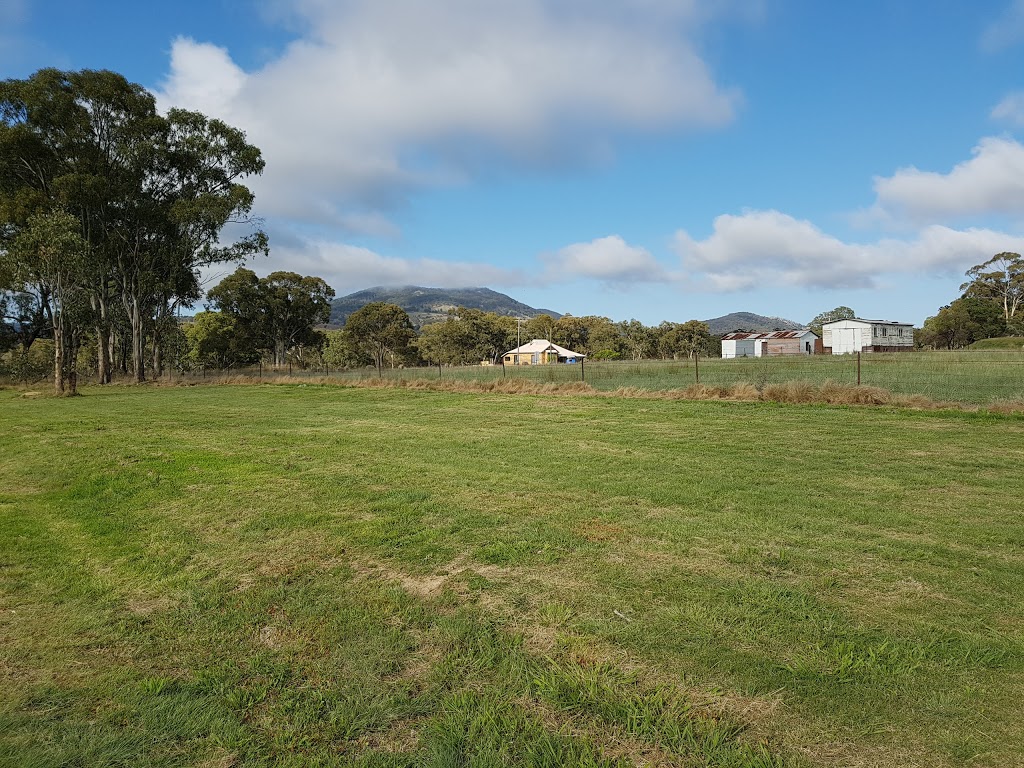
[1,385,1022,767]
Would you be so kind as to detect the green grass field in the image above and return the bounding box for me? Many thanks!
[2,384,1023,767]
[173,350,1024,405]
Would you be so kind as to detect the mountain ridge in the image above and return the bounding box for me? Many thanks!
[329,286,803,334]
[701,312,803,335]
[329,286,562,327]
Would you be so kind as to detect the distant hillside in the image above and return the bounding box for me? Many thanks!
[703,312,803,336]
[330,286,562,327]
[969,336,1024,350]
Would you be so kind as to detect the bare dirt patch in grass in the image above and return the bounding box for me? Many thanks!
[197,749,239,768]
[257,625,281,649]
[575,519,628,543]
[125,595,178,616]
[356,716,425,754]
[350,554,513,601]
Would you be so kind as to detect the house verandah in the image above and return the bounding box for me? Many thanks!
[502,339,586,365]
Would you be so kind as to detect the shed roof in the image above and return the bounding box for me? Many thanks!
[721,329,817,341]
[822,318,913,327]
[503,339,586,358]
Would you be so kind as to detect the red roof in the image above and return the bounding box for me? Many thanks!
[721,330,814,340]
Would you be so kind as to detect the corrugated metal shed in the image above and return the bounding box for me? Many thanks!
[721,330,812,340]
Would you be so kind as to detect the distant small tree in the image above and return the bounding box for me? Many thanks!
[522,313,556,343]
[184,311,261,369]
[453,307,516,363]
[322,328,369,370]
[207,268,335,366]
[261,272,335,366]
[551,314,621,356]
[416,318,470,367]
[342,302,415,374]
[618,319,657,360]
[657,320,712,359]
[808,306,855,337]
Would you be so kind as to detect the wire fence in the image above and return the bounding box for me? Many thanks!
[8,350,1024,405]
[141,350,1024,405]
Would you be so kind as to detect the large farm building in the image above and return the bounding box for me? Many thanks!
[821,318,914,354]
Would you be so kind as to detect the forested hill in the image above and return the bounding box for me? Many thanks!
[702,312,803,335]
[329,286,562,327]
[330,286,802,334]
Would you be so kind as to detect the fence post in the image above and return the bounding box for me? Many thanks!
[502,360,506,379]
[695,352,700,384]
[857,351,861,386]
[581,357,585,382]
[438,361,442,379]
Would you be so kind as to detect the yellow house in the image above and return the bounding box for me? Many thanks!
[502,339,586,365]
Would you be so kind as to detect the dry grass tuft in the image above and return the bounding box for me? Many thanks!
[681,383,733,400]
[987,398,1024,415]
[728,382,762,400]
[816,379,883,405]
[762,380,819,404]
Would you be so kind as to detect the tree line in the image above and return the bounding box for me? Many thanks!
[918,253,1024,349]
[0,68,266,394]
[185,268,718,374]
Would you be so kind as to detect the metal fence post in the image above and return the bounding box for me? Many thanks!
[857,351,861,386]
[581,357,585,382]
[695,352,700,384]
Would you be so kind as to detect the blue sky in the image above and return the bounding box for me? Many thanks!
[5,0,1024,326]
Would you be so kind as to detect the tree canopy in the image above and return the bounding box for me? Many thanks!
[960,253,1023,330]
[919,297,1007,350]
[341,302,415,373]
[208,268,334,366]
[0,68,266,389]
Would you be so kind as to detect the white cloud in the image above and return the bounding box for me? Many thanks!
[673,209,1024,291]
[982,0,1024,51]
[156,0,743,233]
[991,91,1024,125]
[867,136,1024,225]
[544,235,670,283]
[210,236,529,297]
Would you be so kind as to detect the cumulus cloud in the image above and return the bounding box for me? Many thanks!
[543,235,670,284]
[156,0,742,233]
[674,210,1024,291]
[991,91,1024,125]
[982,0,1024,51]
[208,235,529,297]
[866,136,1024,225]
